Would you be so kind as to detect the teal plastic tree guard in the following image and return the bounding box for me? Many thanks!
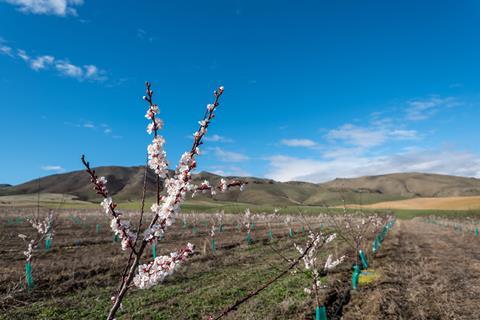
[372,240,376,254]
[152,243,157,259]
[351,264,360,290]
[45,238,51,251]
[211,239,216,254]
[113,234,119,243]
[476,227,479,237]
[25,261,33,289]
[359,250,369,269]
[302,226,305,235]
[95,223,100,234]
[316,305,327,320]
[220,224,224,232]
[289,228,294,237]
[246,233,252,245]
[268,230,273,240]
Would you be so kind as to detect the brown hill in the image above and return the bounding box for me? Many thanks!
[2,168,480,206]
[322,172,480,197]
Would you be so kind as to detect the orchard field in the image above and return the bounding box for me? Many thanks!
[1,206,479,320]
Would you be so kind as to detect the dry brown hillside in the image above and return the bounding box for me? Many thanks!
[2,169,480,206]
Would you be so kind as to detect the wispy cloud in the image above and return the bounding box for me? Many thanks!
[389,129,418,139]
[326,124,388,148]
[212,147,249,162]
[2,0,84,16]
[0,44,13,57]
[280,138,317,147]
[209,165,251,177]
[325,121,419,149]
[136,28,156,42]
[405,96,461,121]
[266,95,466,182]
[64,121,116,137]
[30,55,54,70]
[203,134,233,143]
[41,165,65,172]
[265,148,480,182]
[0,40,107,82]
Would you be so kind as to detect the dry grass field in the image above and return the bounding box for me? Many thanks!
[346,196,480,211]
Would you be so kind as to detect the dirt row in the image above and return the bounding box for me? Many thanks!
[342,219,480,320]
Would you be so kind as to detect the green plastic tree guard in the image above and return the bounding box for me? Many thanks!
[316,305,327,320]
[96,223,100,234]
[351,264,360,290]
[475,227,479,237]
[289,228,294,237]
[152,243,157,259]
[113,234,119,243]
[359,250,369,269]
[268,230,273,240]
[220,224,224,232]
[25,261,33,289]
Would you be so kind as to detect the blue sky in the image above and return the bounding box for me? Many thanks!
[1,0,480,185]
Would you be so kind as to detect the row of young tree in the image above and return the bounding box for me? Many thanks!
[18,83,396,320]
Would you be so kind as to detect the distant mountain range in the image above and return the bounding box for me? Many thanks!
[2,167,480,206]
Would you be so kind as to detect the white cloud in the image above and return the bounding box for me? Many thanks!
[54,61,106,81]
[3,0,84,16]
[326,124,387,148]
[30,55,54,70]
[406,97,461,121]
[203,134,233,143]
[210,165,251,177]
[389,129,418,140]
[0,44,13,57]
[212,147,249,162]
[280,138,317,147]
[0,41,107,82]
[17,49,29,61]
[41,165,64,172]
[136,28,155,42]
[265,148,480,182]
[55,60,83,78]
[65,121,114,136]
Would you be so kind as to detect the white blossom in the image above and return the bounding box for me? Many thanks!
[133,244,194,289]
[147,136,168,178]
[324,254,346,271]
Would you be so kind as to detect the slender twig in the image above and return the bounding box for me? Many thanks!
[211,239,317,320]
